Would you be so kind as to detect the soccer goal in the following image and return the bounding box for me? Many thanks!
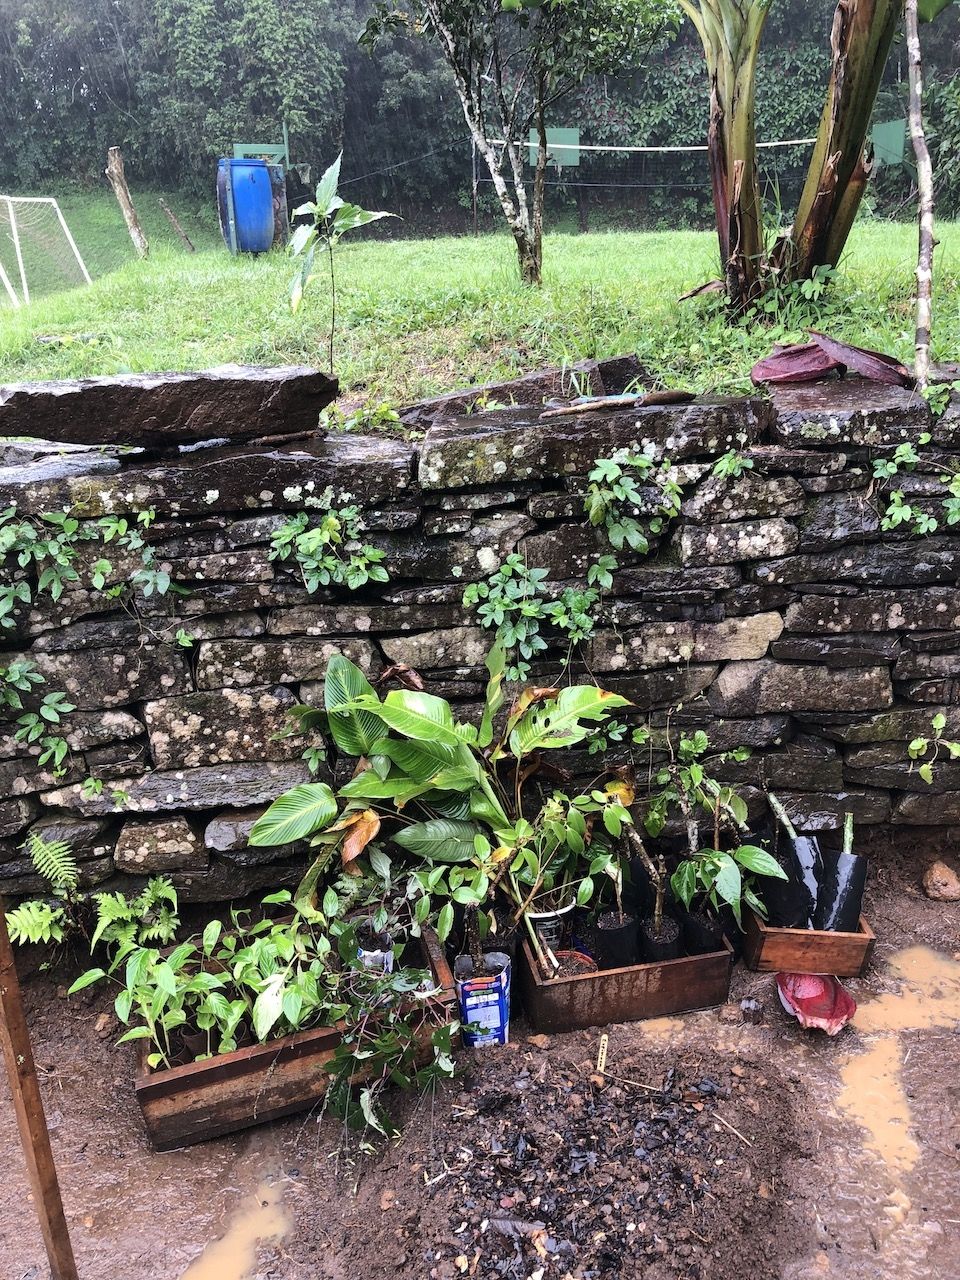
[0,195,92,309]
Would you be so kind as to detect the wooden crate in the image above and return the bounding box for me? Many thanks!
[135,929,456,1151]
[742,910,875,977]
[516,938,733,1034]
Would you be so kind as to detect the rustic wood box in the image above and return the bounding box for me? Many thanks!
[516,937,734,1034]
[742,910,875,978]
[135,929,456,1151]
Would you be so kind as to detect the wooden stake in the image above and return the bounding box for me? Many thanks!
[158,197,196,253]
[0,899,79,1280]
[905,0,935,392]
[105,146,149,259]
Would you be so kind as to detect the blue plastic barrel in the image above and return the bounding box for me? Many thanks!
[216,158,275,254]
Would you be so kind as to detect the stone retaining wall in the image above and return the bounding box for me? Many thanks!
[2,360,958,900]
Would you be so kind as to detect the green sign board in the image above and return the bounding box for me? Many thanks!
[872,119,906,170]
[526,127,580,168]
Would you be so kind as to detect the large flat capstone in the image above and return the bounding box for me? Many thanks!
[0,365,337,447]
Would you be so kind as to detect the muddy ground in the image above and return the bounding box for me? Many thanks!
[2,841,959,1280]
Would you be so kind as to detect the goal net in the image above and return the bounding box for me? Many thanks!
[0,196,91,310]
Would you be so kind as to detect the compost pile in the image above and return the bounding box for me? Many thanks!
[397,1036,795,1280]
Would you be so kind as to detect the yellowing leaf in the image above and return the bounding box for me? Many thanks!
[341,810,381,865]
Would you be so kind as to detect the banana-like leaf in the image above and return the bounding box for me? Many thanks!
[324,655,382,757]
[248,782,337,846]
[508,685,631,757]
[350,689,460,746]
[393,817,483,861]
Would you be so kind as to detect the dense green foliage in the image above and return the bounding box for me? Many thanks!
[2,0,959,226]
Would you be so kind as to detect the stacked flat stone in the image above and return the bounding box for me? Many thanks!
[1,361,958,900]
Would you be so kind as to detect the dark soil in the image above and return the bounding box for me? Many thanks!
[551,950,597,978]
[348,1037,805,1280]
[2,832,959,1280]
[639,913,681,962]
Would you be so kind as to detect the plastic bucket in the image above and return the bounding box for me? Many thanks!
[526,901,575,951]
[454,952,511,1047]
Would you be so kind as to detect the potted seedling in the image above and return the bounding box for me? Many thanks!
[743,797,874,977]
[250,644,631,966]
[70,886,458,1150]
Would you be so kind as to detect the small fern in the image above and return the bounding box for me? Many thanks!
[6,900,66,945]
[26,831,79,892]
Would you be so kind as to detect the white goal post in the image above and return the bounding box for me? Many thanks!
[0,195,92,308]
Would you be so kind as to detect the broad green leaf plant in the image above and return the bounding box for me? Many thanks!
[288,153,397,373]
[250,644,633,958]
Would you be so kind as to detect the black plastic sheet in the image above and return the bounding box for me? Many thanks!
[812,850,868,933]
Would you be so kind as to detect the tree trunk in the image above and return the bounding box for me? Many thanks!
[683,2,769,310]
[105,146,149,259]
[786,0,903,279]
[528,80,548,287]
[906,0,935,390]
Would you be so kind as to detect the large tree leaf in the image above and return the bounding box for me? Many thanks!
[509,684,630,757]
[393,818,483,862]
[371,735,456,780]
[314,153,343,218]
[751,341,844,386]
[809,331,913,387]
[323,655,383,758]
[248,782,337,846]
[351,689,460,747]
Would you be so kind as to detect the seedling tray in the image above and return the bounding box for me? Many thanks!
[742,909,875,977]
[516,937,733,1034]
[134,929,456,1151]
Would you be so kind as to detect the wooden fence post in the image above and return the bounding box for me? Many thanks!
[0,900,79,1280]
[105,146,149,259]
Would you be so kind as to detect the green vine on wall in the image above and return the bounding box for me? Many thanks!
[269,492,389,592]
[0,503,185,780]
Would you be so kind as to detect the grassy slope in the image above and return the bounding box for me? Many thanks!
[0,189,957,400]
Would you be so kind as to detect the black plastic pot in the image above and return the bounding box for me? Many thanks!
[679,907,726,956]
[756,820,822,928]
[812,849,868,932]
[594,910,640,969]
[638,914,681,963]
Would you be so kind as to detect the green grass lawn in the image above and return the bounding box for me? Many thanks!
[0,187,957,402]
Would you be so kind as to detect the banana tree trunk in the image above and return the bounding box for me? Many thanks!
[682,2,769,310]
[787,0,903,278]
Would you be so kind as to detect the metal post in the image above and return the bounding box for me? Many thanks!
[6,197,29,304]
[0,900,79,1280]
[0,255,20,308]
[50,199,92,285]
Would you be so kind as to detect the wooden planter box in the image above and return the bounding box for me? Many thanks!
[516,937,734,1034]
[135,929,456,1151]
[742,910,875,978]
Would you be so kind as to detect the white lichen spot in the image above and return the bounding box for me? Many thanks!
[204,489,220,504]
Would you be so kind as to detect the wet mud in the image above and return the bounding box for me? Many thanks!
[1,839,958,1280]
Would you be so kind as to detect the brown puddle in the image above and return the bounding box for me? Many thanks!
[180,1178,291,1280]
[838,946,960,1179]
